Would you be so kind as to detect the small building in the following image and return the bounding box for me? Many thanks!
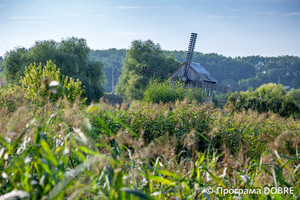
[170,61,218,86]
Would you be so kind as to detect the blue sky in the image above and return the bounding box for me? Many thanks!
[0,0,300,57]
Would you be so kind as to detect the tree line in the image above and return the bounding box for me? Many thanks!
[1,37,105,103]
[1,37,299,103]
[90,48,300,94]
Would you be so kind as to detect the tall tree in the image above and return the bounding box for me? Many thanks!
[2,37,105,103]
[115,40,181,100]
[89,48,127,92]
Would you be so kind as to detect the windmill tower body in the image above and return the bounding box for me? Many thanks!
[142,33,226,95]
[170,33,219,98]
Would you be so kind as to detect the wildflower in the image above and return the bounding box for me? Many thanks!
[4,153,9,160]
[2,172,8,179]
[63,148,70,155]
[49,80,60,87]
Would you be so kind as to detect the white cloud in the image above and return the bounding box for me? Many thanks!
[11,16,44,20]
[87,14,106,18]
[11,13,106,23]
[147,6,163,9]
[15,21,46,24]
[285,12,300,16]
[206,15,237,19]
[48,14,81,18]
[187,22,203,28]
[224,7,240,12]
[116,6,141,10]
[115,6,163,10]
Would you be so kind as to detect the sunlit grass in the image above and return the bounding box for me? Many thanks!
[0,95,299,199]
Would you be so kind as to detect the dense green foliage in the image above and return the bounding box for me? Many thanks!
[114,40,181,100]
[91,48,300,93]
[287,88,300,107]
[143,79,206,103]
[1,85,299,199]
[1,40,300,199]
[0,61,85,115]
[20,61,85,104]
[226,83,300,118]
[2,37,105,103]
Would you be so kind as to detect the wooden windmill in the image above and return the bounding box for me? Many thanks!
[142,33,227,93]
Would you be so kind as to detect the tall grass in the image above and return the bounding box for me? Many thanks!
[0,94,299,199]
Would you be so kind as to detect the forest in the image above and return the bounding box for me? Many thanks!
[0,38,299,199]
[90,48,300,93]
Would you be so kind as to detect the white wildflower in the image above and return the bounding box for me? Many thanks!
[2,172,8,179]
[151,192,160,196]
[4,153,9,160]
[159,162,163,167]
[49,80,60,87]
[63,148,70,155]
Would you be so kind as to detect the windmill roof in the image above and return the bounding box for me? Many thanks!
[171,62,217,84]
[189,62,218,83]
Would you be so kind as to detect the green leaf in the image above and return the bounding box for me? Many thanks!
[149,175,175,186]
[40,140,58,167]
[202,168,226,188]
[121,187,155,200]
[155,169,180,179]
[77,145,98,156]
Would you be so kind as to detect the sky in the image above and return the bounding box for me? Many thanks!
[0,0,300,57]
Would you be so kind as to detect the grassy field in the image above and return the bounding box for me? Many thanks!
[0,94,299,199]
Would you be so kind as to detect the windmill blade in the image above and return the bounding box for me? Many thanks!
[184,33,198,78]
[186,33,197,65]
[141,66,170,78]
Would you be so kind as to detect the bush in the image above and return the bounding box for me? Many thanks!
[287,88,300,107]
[226,83,300,118]
[143,79,206,103]
[2,37,105,103]
[19,60,86,104]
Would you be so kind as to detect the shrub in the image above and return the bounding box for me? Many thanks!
[19,60,86,104]
[287,88,300,107]
[143,79,206,103]
[226,83,300,118]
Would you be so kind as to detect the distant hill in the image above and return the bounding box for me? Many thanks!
[90,49,300,93]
